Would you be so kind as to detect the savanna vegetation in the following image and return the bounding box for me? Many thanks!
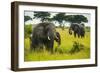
[24,26,90,61]
[24,11,90,61]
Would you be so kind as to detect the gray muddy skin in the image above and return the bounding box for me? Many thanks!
[31,22,61,52]
[69,23,85,38]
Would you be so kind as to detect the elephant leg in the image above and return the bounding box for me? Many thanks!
[77,29,81,38]
[31,38,42,51]
[49,42,54,50]
[81,34,84,38]
[74,32,76,37]
[31,39,36,50]
[69,28,72,35]
[78,33,80,38]
[83,32,85,38]
[32,43,38,51]
[36,39,44,51]
[39,41,44,49]
[46,40,54,53]
[81,31,85,38]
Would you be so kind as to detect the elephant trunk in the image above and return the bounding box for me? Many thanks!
[69,28,72,35]
[54,32,61,45]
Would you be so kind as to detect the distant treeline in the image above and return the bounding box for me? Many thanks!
[25,11,89,29]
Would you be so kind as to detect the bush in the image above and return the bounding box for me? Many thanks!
[69,41,84,54]
[24,38,31,51]
[25,24,32,38]
[85,27,90,32]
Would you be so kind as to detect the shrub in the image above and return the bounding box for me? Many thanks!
[69,41,84,54]
[25,24,32,38]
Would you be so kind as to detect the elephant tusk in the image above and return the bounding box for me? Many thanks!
[48,36,50,40]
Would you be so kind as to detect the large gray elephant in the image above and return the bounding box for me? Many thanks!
[31,22,61,52]
[69,23,85,38]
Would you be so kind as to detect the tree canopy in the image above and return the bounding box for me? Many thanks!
[52,13,67,29]
[24,16,32,22]
[66,15,88,23]
[53,13,66,24]
[34,11,51,22]
[33,11,88,28]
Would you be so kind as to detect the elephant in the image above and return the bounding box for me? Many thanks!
[54,32,61,45]
[69,23,85,38]
[31,22,61,52]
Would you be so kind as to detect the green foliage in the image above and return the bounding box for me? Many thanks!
[24,16,32,22]
[69,41,84,54]
[24,25,32,38]
[33,11,88,29]
[53,13,66,29]
[66,15,88,23]
[53,13,66,24]
[85,27,90,32]
[24,38,31,50]
[34,11,51,22]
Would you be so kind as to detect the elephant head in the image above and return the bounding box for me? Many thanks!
[46,24,61,45]
[45,23,56,50]
[69,28,72,35]
[69,23,76,35]
[54,32,61,45]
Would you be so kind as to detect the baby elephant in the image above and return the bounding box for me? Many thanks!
[54,32,61,45]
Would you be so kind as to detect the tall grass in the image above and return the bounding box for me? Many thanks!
[24,28,90,61]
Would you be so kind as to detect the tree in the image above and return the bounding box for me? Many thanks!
[52,13,66,29]
[66,15,88,24]
[24,16,32,22]
[34,11,51,22]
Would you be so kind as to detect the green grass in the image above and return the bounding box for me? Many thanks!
[24,28,90,61]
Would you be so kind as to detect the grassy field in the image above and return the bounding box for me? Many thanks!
[24,28,90,61]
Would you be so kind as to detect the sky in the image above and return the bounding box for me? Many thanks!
[24,11,91,27]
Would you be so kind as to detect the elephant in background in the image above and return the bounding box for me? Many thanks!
[69,23,85,38]
[31,22,61,52]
